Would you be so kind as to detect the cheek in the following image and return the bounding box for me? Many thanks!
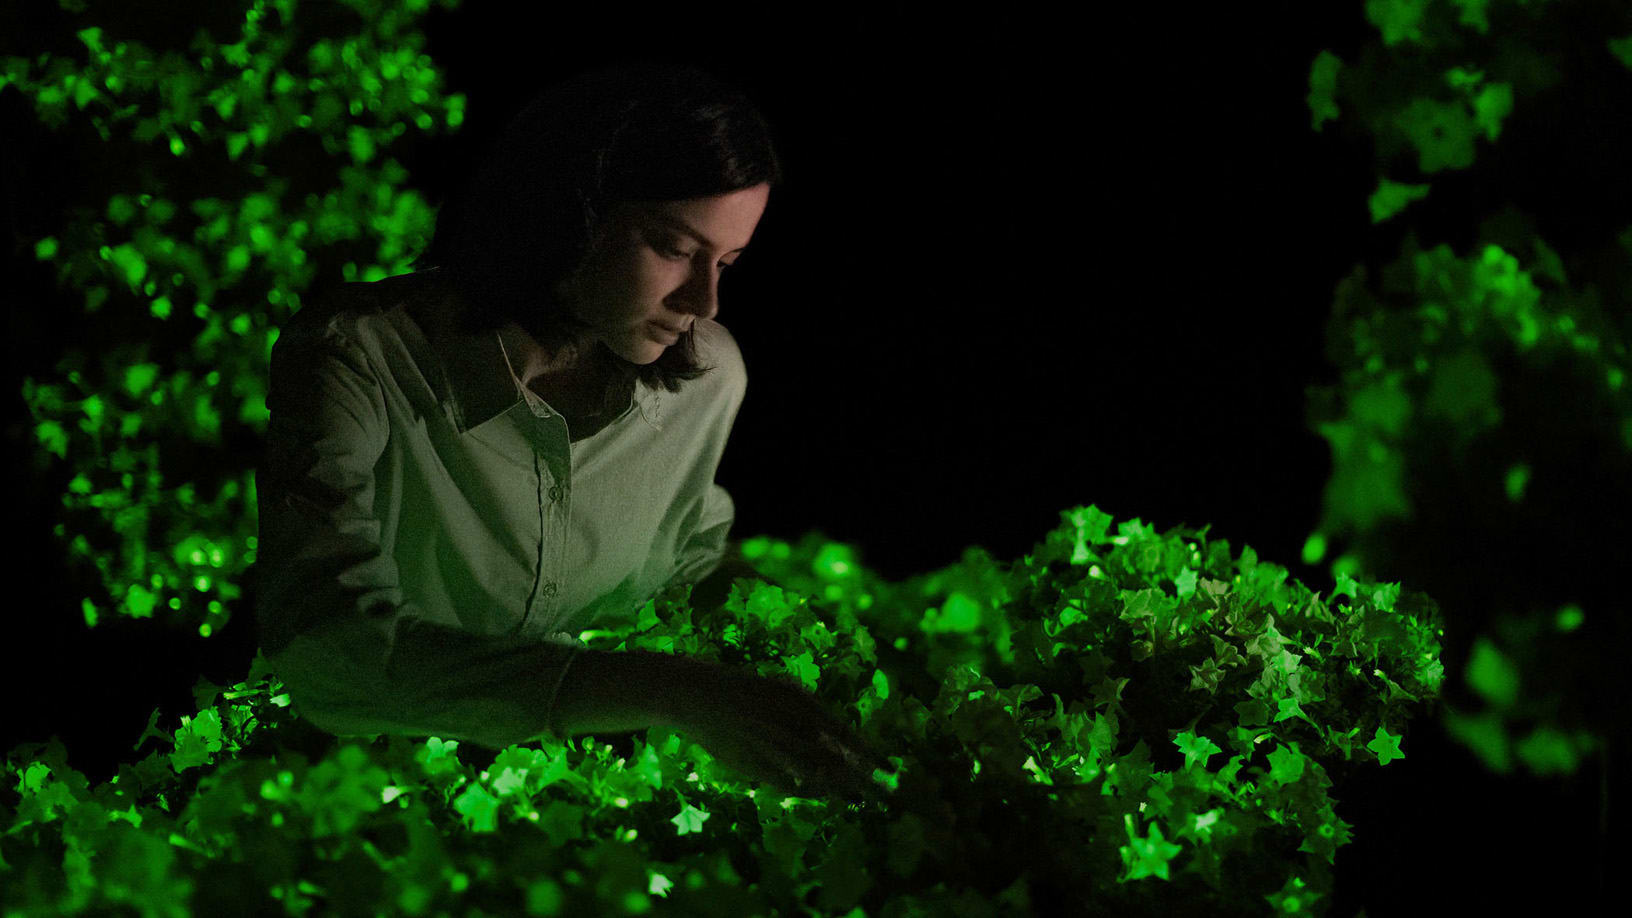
[631,265,676,302]
[582,261,642,314]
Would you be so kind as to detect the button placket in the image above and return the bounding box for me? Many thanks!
[526,456,565,636]
[519,449,548,634]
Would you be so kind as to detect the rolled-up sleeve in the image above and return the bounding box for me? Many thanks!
[253,312,584,750]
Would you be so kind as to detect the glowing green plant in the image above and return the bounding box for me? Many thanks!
[5,0,463,636]
[2,509,1442,915]
[1301,0,1630,777]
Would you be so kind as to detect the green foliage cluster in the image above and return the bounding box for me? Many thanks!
[4,0,463,637]
[4,0,1619,902]
[2,509,1443,916]
[1300,0,1631,777]
[4,0,1619,792]
[1307,233,1629,543]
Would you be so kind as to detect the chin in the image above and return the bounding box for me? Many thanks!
[619,342,664,365]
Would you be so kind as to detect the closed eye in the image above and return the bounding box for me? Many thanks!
[662,244,735,271]
[652,232,736,270]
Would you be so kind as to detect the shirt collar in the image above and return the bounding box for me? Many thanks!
[400,271,663,434]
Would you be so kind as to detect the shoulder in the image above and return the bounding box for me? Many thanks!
[277,274,421,353]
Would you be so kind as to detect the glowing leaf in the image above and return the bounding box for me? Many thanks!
[36,420,68,459]
[1174,567,1198,598]
[1504,463,1530,502]
[939,592,982,631]
[1367,725,1405,765]
[535,800,586,846]
[489,764,529,798]
[1306,50,1342,130]
[1369,178,1431,224]
[671,802,710,836]
[1174,730,1222,771]
[1266,743,1307,785]
[298,745,389,837]
[1423,349,1499,426]
[1610,33,1632,69]
[527,878,564,916]
[1189,657,1226,694]
[415,737,462,777]
[1513,726,1585,776]
[781,651,820,692]
[453,782,500,833]
[1120,814,1183,881]
[626,742,665,790]
[1464,636,1518,708]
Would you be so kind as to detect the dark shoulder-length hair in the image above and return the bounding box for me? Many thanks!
[408,58,784,405]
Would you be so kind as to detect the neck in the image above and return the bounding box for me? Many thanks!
[501,323,595,389]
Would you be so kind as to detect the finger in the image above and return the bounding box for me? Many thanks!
[762,746,799,787]
[767,746,820,799]
[811,738,889,805]
[822,730,894,784]
[833,766,886,806]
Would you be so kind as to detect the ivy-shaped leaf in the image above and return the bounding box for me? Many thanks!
[535,799,586,847]
[1173,730,1222,771]
[453,782,500,833]
[1119,815,1184,881]
[415,737,463,778]
[671,801,710,836]
[296,744,388,838]
[130,707,172,754]
[1266,743,1307,785]
[169,709,223,772]
[782,651,820,692]
[1367,725,1405,765]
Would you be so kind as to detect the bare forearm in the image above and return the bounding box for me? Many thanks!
[551,648,717,737]
[553,547,785,738]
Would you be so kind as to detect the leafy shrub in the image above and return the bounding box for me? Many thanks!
[1,506,1442,916]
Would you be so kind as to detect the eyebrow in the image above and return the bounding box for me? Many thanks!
[647,211,747,254]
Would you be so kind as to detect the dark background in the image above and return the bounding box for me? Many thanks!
[4,2,1625,913]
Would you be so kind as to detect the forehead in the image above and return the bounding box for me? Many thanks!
[625,187,768,249]
[631,184,769,223]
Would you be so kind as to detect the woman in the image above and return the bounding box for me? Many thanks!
[255,59,888,804]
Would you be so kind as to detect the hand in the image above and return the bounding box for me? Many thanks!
[671,663,893,805]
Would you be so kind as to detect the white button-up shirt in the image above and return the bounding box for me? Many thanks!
[254,269,745,749]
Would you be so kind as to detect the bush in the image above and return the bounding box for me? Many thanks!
[1,505,1442,916]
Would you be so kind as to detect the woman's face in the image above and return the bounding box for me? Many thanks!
[557,182,771,365]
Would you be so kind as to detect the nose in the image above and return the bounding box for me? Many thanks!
[673,267,722,322]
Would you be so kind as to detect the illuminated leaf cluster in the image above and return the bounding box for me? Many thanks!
[5,0,463,636]
[1300,0,1627,778]
[1307,0,1579,222]
[2,509,1441,914]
